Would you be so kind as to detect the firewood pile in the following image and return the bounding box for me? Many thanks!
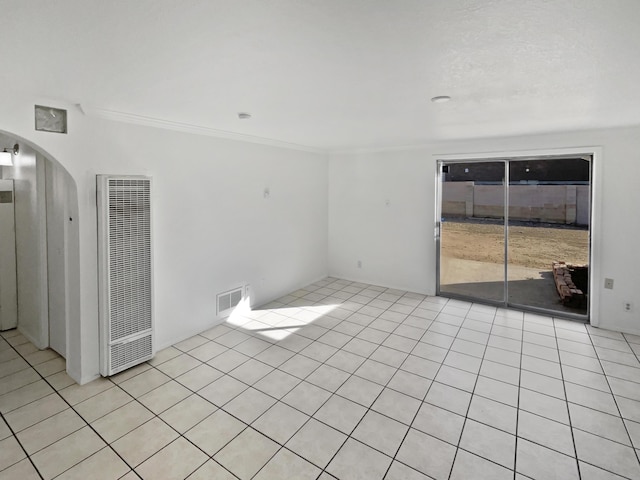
[553,261,587,308]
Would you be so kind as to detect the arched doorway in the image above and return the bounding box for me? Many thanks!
[0,131,79,362]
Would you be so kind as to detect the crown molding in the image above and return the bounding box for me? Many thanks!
[80,105,326,155]
[328,143,435,156]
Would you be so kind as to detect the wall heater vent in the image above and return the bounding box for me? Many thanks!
[217,287,244,317]
[97,175,154,376]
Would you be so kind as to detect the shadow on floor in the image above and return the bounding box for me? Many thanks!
[441,273,588,316]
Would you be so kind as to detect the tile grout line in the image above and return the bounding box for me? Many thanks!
[512,311,525,480]
[108,363,238,478]
[244,283,433,478]
[479,321,640,428]
[138,353,269,476]
[551,316,583,480]
[382,297,466,478]
[0,336,142,479]
[583,326,640,474]
[6,337,220,479]
[258,280,379,478]
[3,278,640,480]
[445,303,506,479]
[281,285,419,478]
[511,316,640,472]
[1,320,630,467]
[0,409,45,479]
[622,334,640,365]
[91,289,640,478]
[0,292,543,470]
[313,287,431,479]
[308,294,544,478]
[132,310,338,477]
[482,317,640,374]
[440,301,483,479]
[516,319,640,474]
[121,281,399,478]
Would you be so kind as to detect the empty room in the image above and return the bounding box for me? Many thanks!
[1,1,640,479]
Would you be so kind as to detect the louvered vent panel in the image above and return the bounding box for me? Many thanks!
[98,175,154,376]
[219,294,231,312]
[110,334,153,372]
[107,179,152,342]
[217,287,244,317]
[230,289,242,307]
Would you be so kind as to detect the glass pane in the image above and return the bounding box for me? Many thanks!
[439,161,505,303]
[507,158,590,316]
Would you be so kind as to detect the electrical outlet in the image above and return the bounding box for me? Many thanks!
[604,278,614,289]
[357,260,362,268]
[624,302,633,312]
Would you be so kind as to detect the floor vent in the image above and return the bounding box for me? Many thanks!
[217,287,244,317]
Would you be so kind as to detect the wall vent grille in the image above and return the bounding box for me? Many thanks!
[110,333,153,373]
[217,287,244,317]
[98,175,154,376]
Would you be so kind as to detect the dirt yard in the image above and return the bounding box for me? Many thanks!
[441,219,589,269]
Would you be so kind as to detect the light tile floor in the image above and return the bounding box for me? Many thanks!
[1,277,640,479]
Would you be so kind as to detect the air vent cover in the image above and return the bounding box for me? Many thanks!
[110,333,153,372]
[97,175,154,376]
[217,287,244,318]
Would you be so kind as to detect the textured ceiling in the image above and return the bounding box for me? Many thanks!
[2,0,640,150]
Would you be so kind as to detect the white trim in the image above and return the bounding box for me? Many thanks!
[433,146,598,161]
[36,155,50,349]
[588,147,604,328]
[433,146,602,326]
[154,320,224,353]
[77,372,100,386]
[18,327,46,351]
[81,105,325,154]
[329,125,640,156]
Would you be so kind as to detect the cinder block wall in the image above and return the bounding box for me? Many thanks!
[442,182,590,225]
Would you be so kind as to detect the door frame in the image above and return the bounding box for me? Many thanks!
[434,147,602,325]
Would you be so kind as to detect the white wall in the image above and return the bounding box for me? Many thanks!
[0,140,49,348]
[329,148,435,293]
[329,127,640,335]
[4,87,638,385]
[83,119,329,354]
[0,179,18,331]
[0,93,328,383]
[45,157,71,357]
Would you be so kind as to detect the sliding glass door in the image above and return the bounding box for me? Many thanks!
[437,157,590,318]
[438,161,506,303]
